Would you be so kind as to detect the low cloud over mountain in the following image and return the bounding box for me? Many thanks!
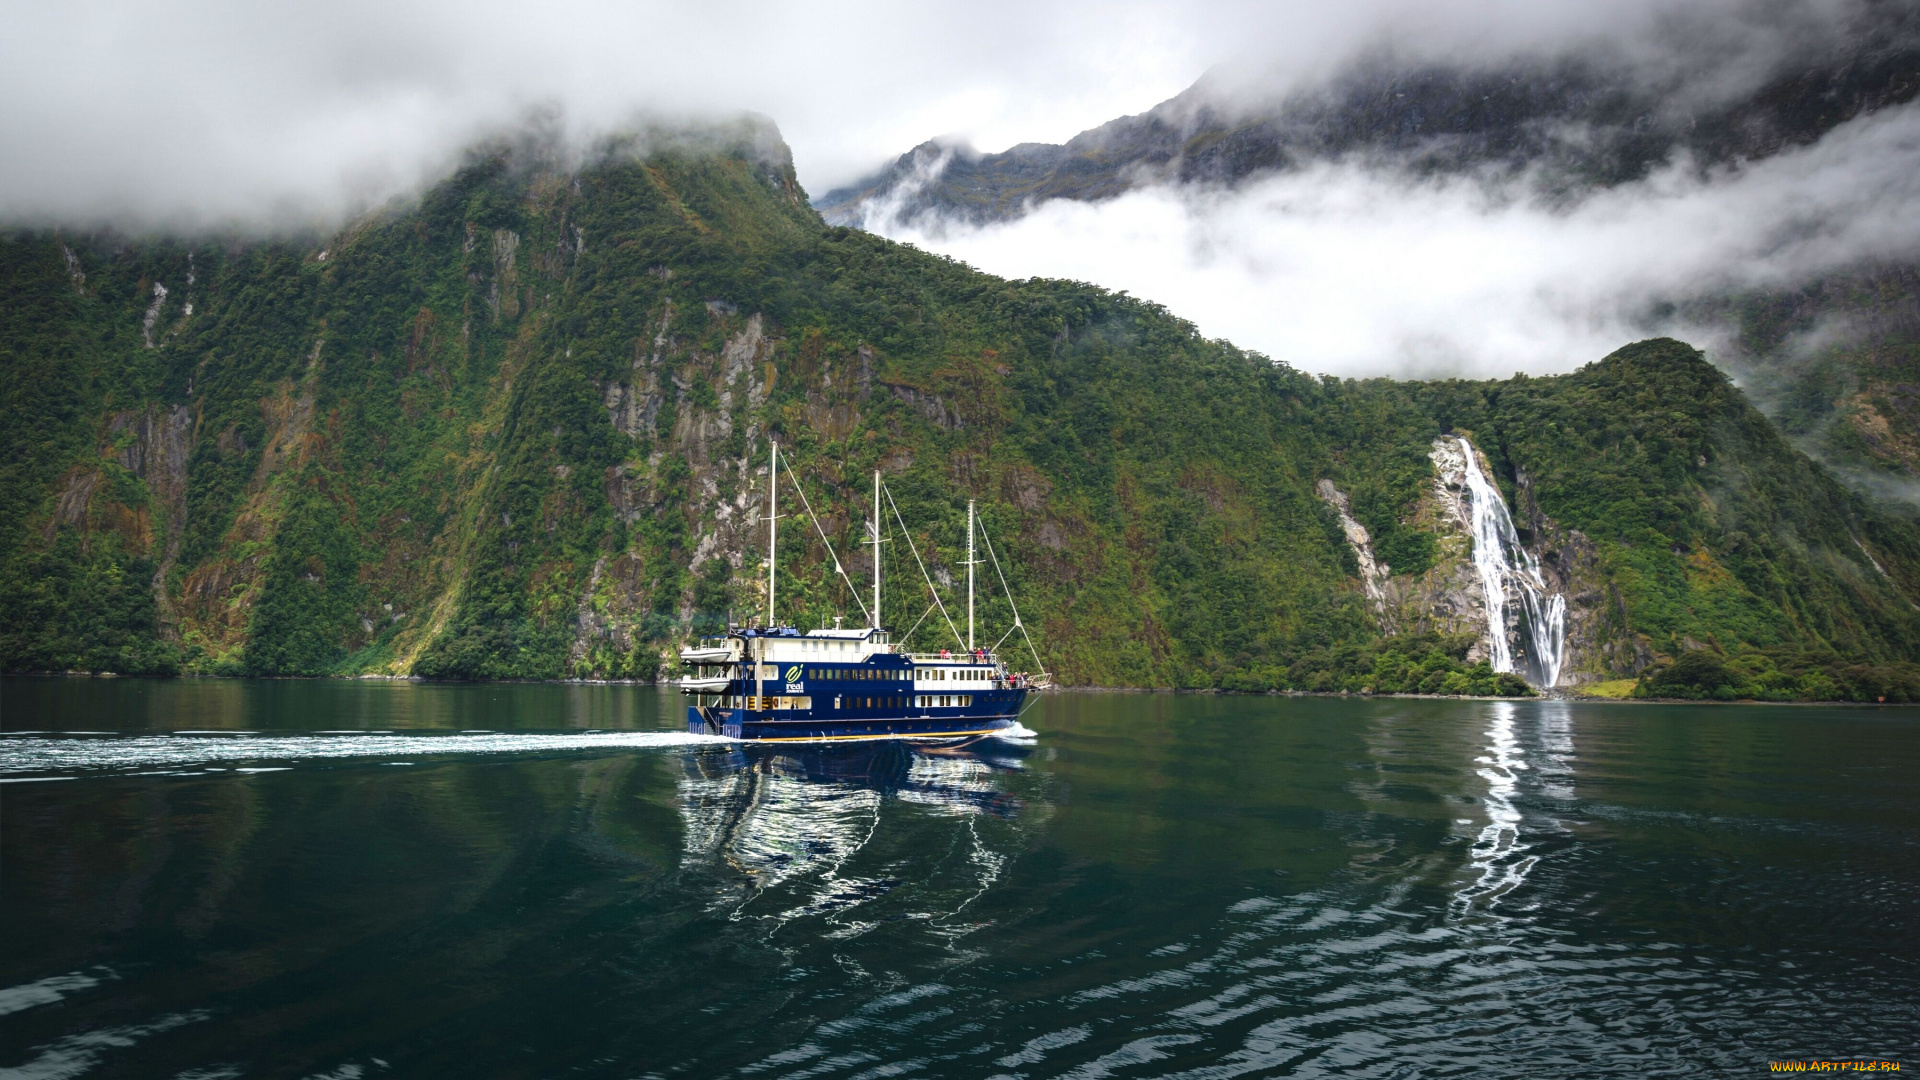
[825,0,1920,378]
[871,100,1920,378]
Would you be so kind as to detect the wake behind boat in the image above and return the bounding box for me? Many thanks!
[683,446,1050,742]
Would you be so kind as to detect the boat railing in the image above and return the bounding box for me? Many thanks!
[905,651,1000,664]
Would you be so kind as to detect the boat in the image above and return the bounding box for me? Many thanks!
[682,444,1050,742]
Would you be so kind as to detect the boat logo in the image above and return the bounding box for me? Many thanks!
[785,665,802,683]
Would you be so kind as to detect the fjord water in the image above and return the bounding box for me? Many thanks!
[2,682,1916,1078]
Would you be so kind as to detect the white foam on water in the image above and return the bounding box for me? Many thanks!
[996,723,1041,741]
[0,730,734,778]
[0,970,107,1017]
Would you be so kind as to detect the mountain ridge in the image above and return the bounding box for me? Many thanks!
[817,13,1920,229]
[5,118,1920,699]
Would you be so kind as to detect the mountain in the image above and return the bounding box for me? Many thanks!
[5,118,1920,698]
[818,14,1920,514]
[817,11,1920,229]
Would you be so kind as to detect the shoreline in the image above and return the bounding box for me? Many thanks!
[5,670,1915,706]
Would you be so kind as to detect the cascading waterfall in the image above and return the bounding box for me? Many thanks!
[1455,437,1567,688]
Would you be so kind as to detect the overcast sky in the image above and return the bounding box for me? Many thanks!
[4,0,1908,377]
[0,0,1831,227]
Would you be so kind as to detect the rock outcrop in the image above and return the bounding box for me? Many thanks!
[1316,479,1392,630]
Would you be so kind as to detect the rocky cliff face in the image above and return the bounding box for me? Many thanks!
[1328,436,1598,688]
[1510,468,1655,684]
[5,120,1919,690]
[1324,414,1862,689]
[1314,479,1393,630]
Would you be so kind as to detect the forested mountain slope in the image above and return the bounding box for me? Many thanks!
[5,121,1920,696]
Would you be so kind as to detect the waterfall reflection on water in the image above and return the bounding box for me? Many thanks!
[1451,701,1543,918]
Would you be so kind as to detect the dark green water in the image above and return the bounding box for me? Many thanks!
[2,680,1916,1078]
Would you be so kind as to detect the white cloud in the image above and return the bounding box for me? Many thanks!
[877,102,1920,378]
[0,0,1209,229]
[0,0,1882,231]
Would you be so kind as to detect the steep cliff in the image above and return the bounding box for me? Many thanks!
[4,123,1919,697]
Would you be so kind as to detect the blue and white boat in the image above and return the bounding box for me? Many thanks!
[683,445,1048,742]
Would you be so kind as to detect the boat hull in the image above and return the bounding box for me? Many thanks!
[687,704,1021,742]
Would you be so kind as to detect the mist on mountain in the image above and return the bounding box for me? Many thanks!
[869,99,1920,379]
[814,1,1920,499]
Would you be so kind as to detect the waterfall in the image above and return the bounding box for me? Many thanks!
[1454,437,1566,688]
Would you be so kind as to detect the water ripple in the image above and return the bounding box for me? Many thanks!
[0,730,730,777]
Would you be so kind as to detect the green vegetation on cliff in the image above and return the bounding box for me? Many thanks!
[4,121,1920,695]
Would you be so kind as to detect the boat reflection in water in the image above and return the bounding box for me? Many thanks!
[677,737,1038,934]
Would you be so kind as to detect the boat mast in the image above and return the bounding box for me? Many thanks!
[967,499,975,652]
[764,441,777,706]
[871,469,881,632]
[767,442,778,628]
